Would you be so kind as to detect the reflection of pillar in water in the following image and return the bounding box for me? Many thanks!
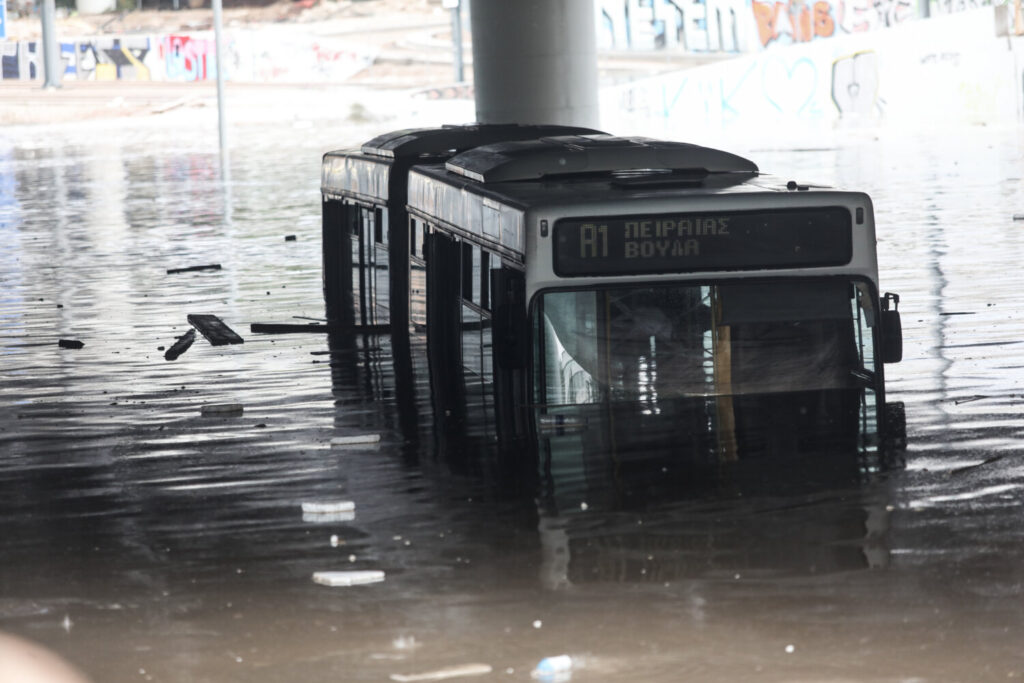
[861,503,891,569]
[537,514,571,591]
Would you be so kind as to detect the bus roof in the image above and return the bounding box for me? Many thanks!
[358,123,605,159]
[408,158,787,214]
[322,124,605,201]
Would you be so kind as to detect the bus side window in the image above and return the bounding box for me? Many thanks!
[375,207,385,245]
[462,241,474,302]
[374,208,385,245]
[480,250,491,311]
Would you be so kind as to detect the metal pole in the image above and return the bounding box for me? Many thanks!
[451,3,464,82]
[212,0,230,184]
[40,0,61,89]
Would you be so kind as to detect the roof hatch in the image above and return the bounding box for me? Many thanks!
[444,135,759,183]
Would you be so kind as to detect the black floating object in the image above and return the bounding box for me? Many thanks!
[164,328,196,361]
[188,314,244,346]
[284,235,297,242]
[250,322,391,334]
[251,322,330,334]
[58,339,84,350]
[167,264,222,275]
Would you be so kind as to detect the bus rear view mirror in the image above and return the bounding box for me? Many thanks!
[881,293,902,364]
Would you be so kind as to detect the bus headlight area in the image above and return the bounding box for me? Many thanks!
[320,125,906,478]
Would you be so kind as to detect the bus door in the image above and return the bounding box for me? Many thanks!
[533,285,719,465]
[715,281,864,456]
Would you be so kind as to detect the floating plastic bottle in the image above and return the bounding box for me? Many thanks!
[532,655,572,679]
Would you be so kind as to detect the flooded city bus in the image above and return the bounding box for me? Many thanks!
[403,135,905,467]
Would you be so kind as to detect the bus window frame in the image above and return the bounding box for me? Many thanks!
[527,274,887,408]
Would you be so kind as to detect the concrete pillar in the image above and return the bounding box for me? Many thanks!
[40,0,61,89]
[470,0,600,129]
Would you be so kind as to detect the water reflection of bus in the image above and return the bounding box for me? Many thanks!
[322,131,905,470]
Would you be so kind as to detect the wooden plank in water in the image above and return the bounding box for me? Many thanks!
[187,314,244,346]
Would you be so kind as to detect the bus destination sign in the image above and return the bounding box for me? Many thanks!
[553,207,852,276]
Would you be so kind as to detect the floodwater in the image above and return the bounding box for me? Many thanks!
[2,115,1024,683]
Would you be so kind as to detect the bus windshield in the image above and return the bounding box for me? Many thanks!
[534,279,879,406]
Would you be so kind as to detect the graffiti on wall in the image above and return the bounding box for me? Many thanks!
[1,30,377,82]
[161,35,216,81]
[75,37,156,80]
[1,37,158,80]
[752,0,836,46]
[600,0,926,51]
[751,0,915,47]
[606,48,888,127]
[607,51,829,130]
[1,40,36,79]
[831,50,881,115]
[599,0,753,52]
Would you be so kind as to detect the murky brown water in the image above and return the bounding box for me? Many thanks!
[2,118,1024,682]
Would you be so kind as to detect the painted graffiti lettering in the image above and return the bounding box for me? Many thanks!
[752,0,835,47]
[163,35,216,81]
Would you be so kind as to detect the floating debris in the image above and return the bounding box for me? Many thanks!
[390,663,493,682]
[166,264,222,275]
[532,655,572,679]
[188,314,244,346]
[949,455,1004,476]
[1013,214,1024,221]
[331,434,381,446]
[284,235,297,241]
[312,570,385,587]
[164,329,196,361]
[250,322,331,334]
[302,501,356,515]
[57,339,84,350]
[304,509,355,523]
[201,404,244,417]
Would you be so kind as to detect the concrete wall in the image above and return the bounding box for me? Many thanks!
[0,29,376,82]
[601,7,1024,139]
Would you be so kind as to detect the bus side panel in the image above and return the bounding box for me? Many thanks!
[426,231,466,435]
[492,266,529,444]
[388,207,410,333]
[322,198,356,327]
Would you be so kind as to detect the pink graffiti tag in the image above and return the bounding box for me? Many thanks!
[161,35,216,81]
[753,0,836,46]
